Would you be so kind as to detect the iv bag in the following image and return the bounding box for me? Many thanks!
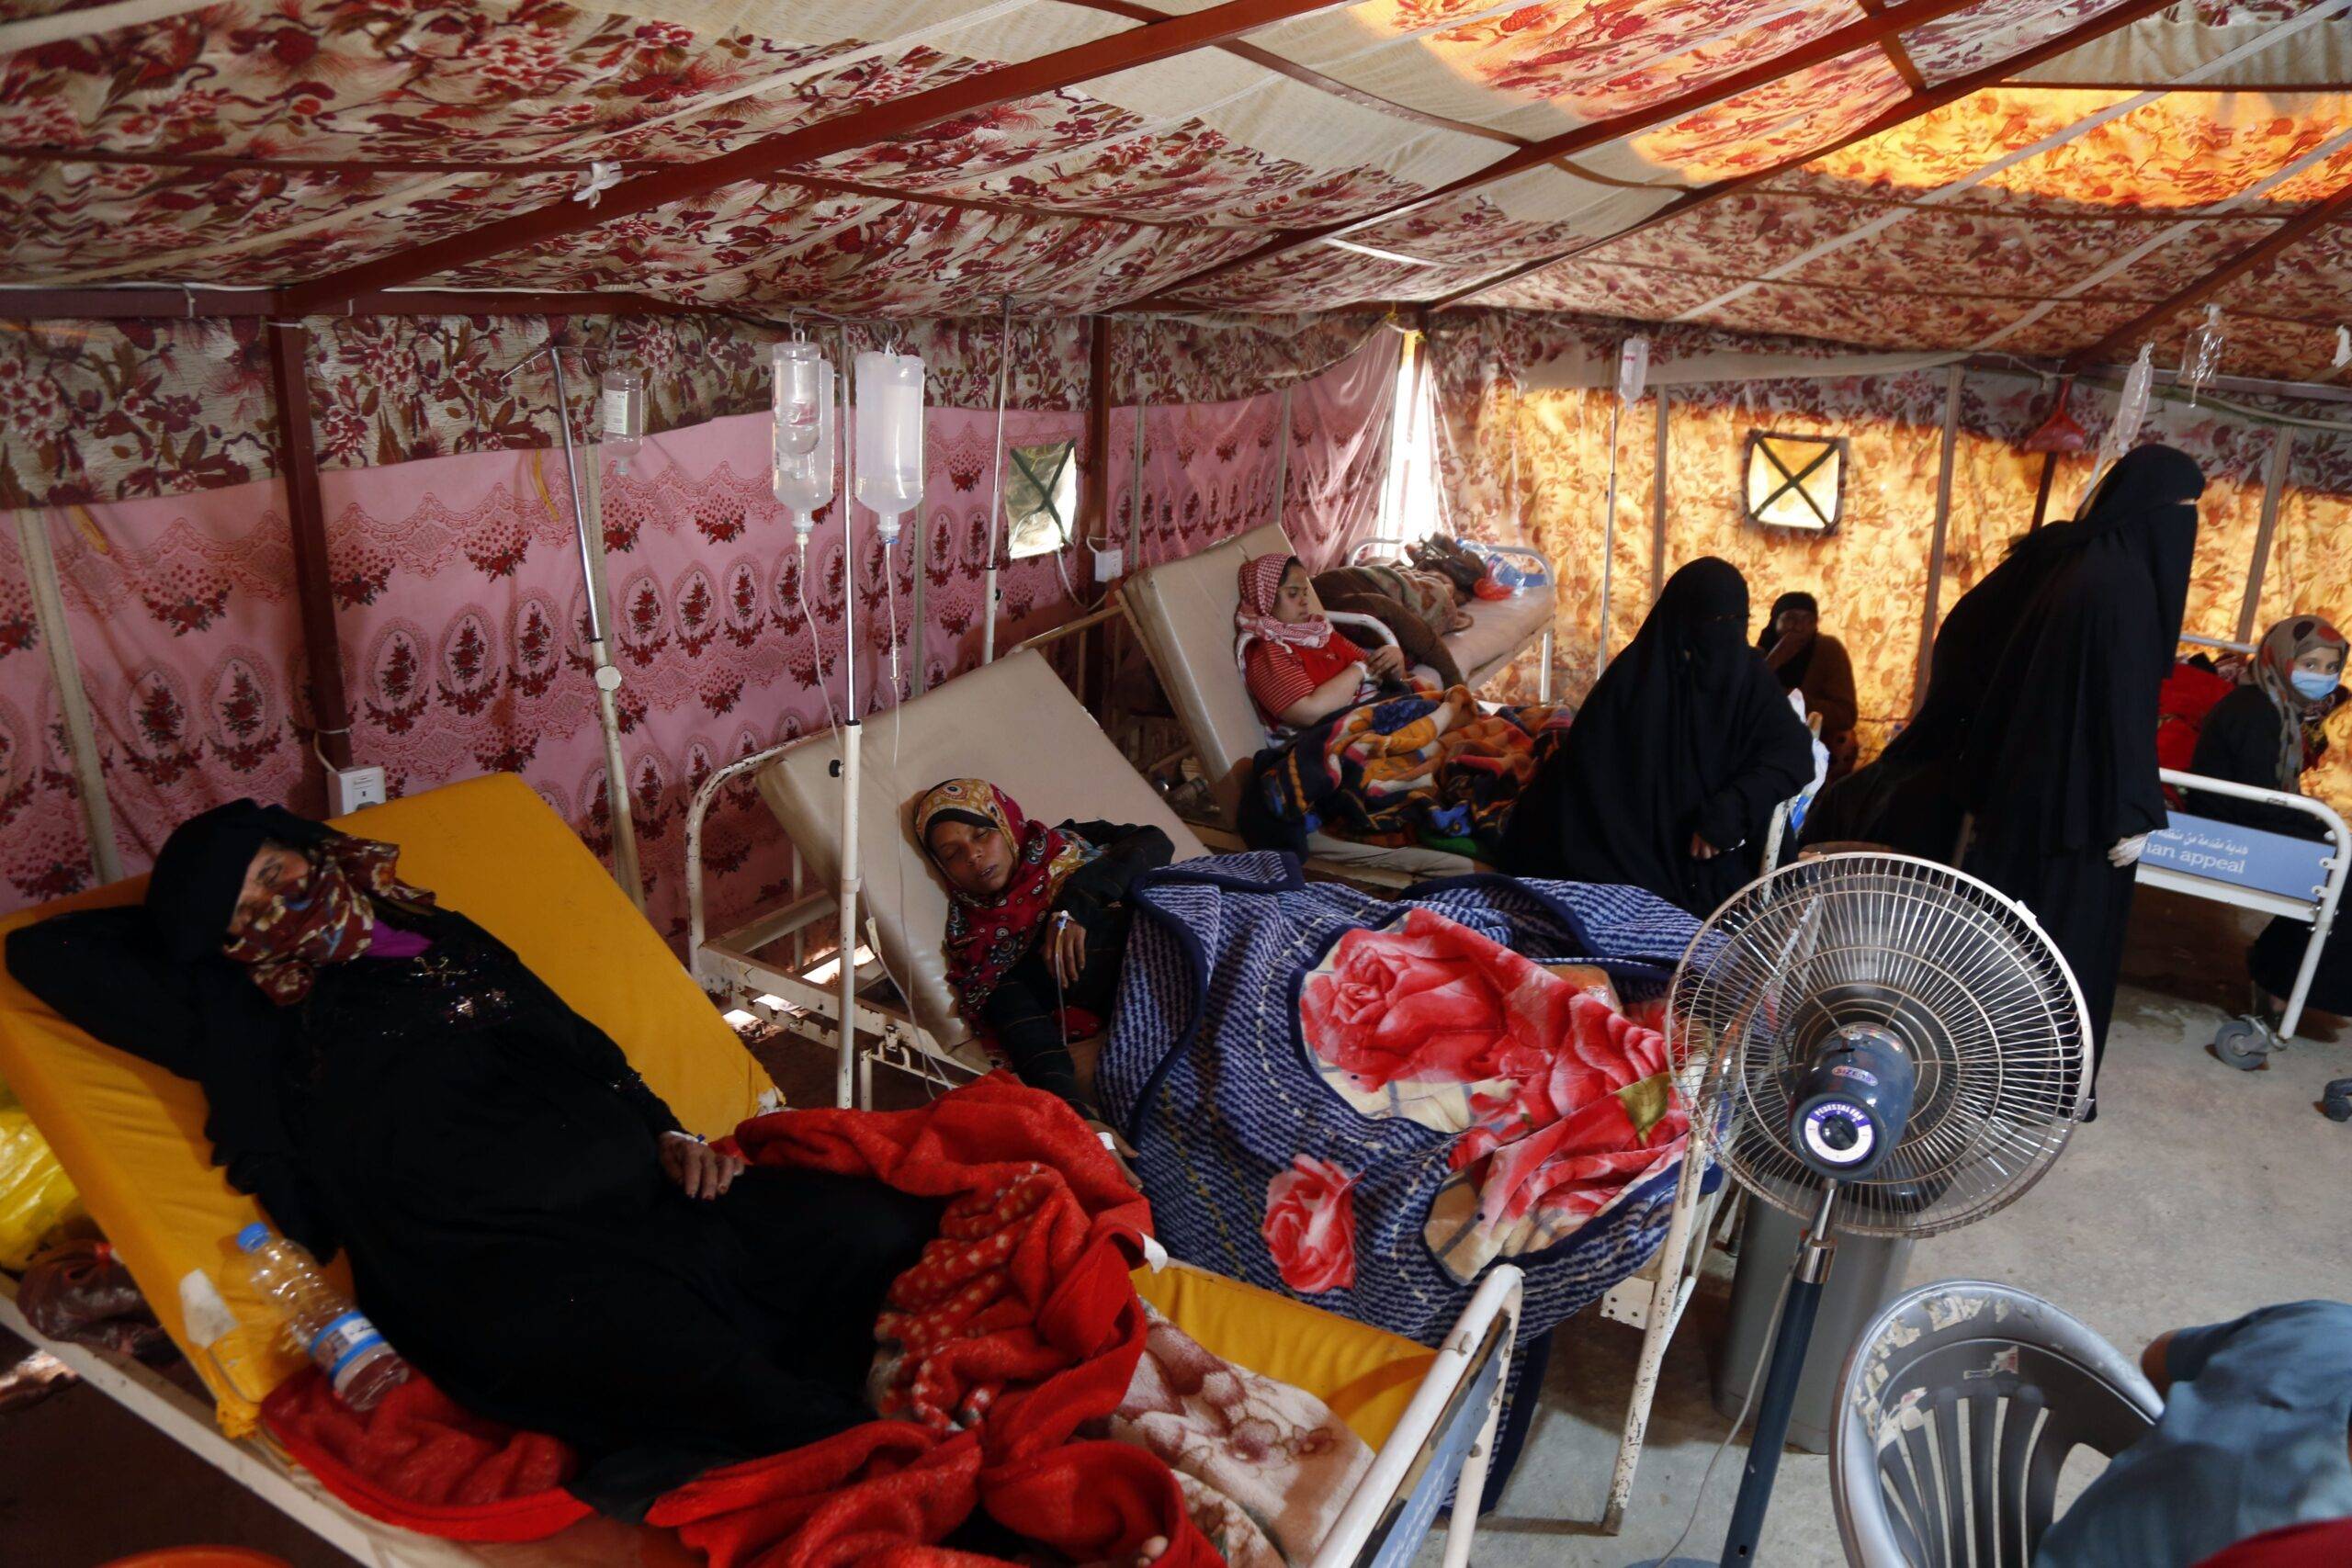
[773,342,825,459]
[1616,336,1650,405]
[773,357,835,531]
[854,352,926,538]
[599,368,644,473]
[2102,344,2154,462]
[2180,305,2225,407]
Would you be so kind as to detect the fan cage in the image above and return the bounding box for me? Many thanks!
[1664,852,2089,1240]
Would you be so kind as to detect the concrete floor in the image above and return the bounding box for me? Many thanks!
[1443,886,2352,1567]
[6,886,2347,1566]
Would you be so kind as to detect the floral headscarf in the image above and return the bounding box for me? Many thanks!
[1233,553,1334,673]
[2251,614,2349,786]
[220,834,435,1005]
[913,778,1099,1017]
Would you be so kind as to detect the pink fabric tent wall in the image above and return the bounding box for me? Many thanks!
[0,314,1403,929]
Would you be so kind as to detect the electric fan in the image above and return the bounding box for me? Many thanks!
[1664,852,2090,1564]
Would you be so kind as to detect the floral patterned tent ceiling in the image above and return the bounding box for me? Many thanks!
[1,0,2346,380]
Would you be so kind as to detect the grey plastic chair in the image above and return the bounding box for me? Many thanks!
[1832,1280,2165,1568]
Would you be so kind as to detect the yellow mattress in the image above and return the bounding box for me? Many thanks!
[1135,1262,1435,1450]
[0,773,766,1435]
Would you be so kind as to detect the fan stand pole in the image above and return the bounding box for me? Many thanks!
[1721,1184,1840,1563]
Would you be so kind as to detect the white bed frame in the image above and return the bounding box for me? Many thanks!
[684,734,972,1112]
[1344,534,1557,705]
[0,1258,1522,1568]
[2142,765,2348,1066]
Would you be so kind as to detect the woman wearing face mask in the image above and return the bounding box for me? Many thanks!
[2188,615,2352,1018]
[1497,557,1815,916]
[914,779,1172,1123]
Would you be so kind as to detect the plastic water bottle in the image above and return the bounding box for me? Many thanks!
[228,1223,408,1411]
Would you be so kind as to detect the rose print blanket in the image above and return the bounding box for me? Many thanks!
[1098,855,1712,1371]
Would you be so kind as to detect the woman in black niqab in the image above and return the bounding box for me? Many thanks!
[1958,444,2204,1105]
[5,800,941,1516]
[1498,557,1815,915]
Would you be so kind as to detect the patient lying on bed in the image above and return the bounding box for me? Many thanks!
[913,778,1171,1123]
[3,800,939,1517]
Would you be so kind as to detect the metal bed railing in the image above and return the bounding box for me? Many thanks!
[2143,766,2349,1067]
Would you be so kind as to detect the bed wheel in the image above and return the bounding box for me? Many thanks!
[2212,1016,2272,1071]
[2324,1079,2352,1123]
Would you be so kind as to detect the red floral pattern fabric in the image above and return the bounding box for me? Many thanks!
[1262,1155,1360,1296]
[1295,907,1690,1284]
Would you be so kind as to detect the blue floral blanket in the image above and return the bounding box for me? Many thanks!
[1098,852,1714,1358]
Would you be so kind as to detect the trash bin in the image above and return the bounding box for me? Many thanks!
[1712,1198,1913,1453]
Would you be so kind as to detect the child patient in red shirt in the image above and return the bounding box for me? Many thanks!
[1234,553,1406,731]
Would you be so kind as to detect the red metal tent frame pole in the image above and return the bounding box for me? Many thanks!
[0,288,691,321]
[265,321,356,773]
[2061,175,2352,370]
[1422,0,2186,313]
[276,0,1360,315]
[1124,0,1989,308]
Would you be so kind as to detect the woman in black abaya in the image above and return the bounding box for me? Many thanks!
[1498,557,1815,916]
[1957,445,2204,1109]
[4,801,941,1517]
[1800,520,2081,858]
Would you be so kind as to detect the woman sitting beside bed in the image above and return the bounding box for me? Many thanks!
[1238,552,1408,730]
[2188,614,2352,1020]
[4,801,940,1517]
[915,779,1172,1125]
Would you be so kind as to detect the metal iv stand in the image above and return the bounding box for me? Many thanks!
[503,341,644,911]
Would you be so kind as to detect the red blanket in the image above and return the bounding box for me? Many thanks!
[262,1076,1222,1567]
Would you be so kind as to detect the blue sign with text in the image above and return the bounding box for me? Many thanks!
[2142,812,2335,903]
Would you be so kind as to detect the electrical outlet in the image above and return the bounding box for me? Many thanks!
[331,765,388,816]
[1092,544,1124,583]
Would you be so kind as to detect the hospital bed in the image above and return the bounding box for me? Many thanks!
[2140,765,2349,1071]
[686,648,1209,1109]
[1117,524,1498,885]
[0,772,1530,1568]
[1345,534,1558,700]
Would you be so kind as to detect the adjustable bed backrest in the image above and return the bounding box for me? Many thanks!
[756,649,1206,1051]
[1120,522,1292,828]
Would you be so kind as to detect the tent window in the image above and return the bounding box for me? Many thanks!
[1744,432,1846,533]
[1005,440,1080,558]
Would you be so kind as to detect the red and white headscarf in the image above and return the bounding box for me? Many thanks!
[1233,552,1333,671]
[914,778,1099,1018]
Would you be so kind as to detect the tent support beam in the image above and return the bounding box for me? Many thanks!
[0,288,689,321]
[1917,365,1962,713]
[1125,0,1992,308]
[265,321,356,773]
[2061,175,2352,370]
[276,0,1362,314]
[2235,427,2294,646]
[1422,0,2183,314]
[1647,390,1669,605]
[1084,315,1115,714]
